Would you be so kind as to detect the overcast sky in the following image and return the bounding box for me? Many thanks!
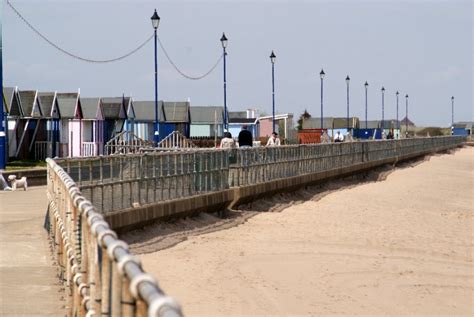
[2,0,472,126]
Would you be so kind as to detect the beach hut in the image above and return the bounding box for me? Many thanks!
[101,97,127,143]
[56,92,81,157]
[160,101,190,138]
[132,101,155,141]
[15,90,48,159]
[3,86,22,158]
[228,110,260,139]
[36,92,60,159]
[80,97,104,156]
[189,106,224,137]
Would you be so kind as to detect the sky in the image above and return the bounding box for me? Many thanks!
[2,0,473,127]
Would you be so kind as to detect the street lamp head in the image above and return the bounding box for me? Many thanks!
[405,94,409,98]
[346,75,350,84]
[270,51,276,64]
[320,69,325,79]
[381,86,385,92]
[364,81,369,87]
[396,91,399,96]
[151,9,160,29]
[451,96,454,100]
[220,33,228,49]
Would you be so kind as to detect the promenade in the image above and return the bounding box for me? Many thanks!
[0,186,64,316]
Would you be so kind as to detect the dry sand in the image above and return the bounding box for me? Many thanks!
[136,147,473,316]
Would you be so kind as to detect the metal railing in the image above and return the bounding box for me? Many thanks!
[55,136,464,214]
[82,142,98,157]
[46,158,182,317]
[105,131,154,156]
[228,136,464,186]
[55,149,230,213]
[157,131,196,149]
[34,141,56,160]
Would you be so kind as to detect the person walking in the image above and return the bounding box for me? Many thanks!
[238,125,253,147]
[266,132,281,146]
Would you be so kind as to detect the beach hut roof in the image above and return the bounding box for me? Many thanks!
[56,93,80,119]
[161,101,189,123]
[37,92,56,118]
[80,97,103,120]
[190,106,224,124]
[132,101,155,122]
[5,88,22,117]
[3,87,15,113]
[18,90,38,117]
[101,97,127,119]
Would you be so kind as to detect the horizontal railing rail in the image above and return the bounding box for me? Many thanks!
[46,158,182,317]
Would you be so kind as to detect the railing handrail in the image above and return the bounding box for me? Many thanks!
[46,158,182,317]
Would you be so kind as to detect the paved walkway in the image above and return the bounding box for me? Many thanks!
[0,186,64,316]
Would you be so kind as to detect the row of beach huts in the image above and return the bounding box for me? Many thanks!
[2,86,295,160]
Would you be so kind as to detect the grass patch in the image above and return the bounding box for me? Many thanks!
[5,159,46,171]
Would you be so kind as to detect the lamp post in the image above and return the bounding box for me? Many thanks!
[320,69,325,129]
[405,94,409,137]
[270,51,276,132]
[0,32,5,169]
[221,33,228,130]
[364,81,368,129]
[381,86,385,131]
[151,10,160,144]
[451,96,454,129]
[346,75,350,131]
[396,91,399,132]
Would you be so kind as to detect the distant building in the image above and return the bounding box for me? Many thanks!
[400,116,415,128]
[452,122,473,137]
[228,110,259,139]
[303,117,359,139]
[259,113,294,141]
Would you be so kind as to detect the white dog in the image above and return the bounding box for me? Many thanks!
[8,175,28,191]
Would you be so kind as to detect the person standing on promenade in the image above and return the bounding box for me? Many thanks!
[266,132,281,146]
[220,131,236,149]
[238,125,253,148]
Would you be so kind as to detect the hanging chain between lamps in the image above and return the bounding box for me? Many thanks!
[7,0,223,80]
[6,0,153,63]
[156,36,223,80]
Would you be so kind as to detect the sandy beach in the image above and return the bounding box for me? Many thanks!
[137,147,473,316]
